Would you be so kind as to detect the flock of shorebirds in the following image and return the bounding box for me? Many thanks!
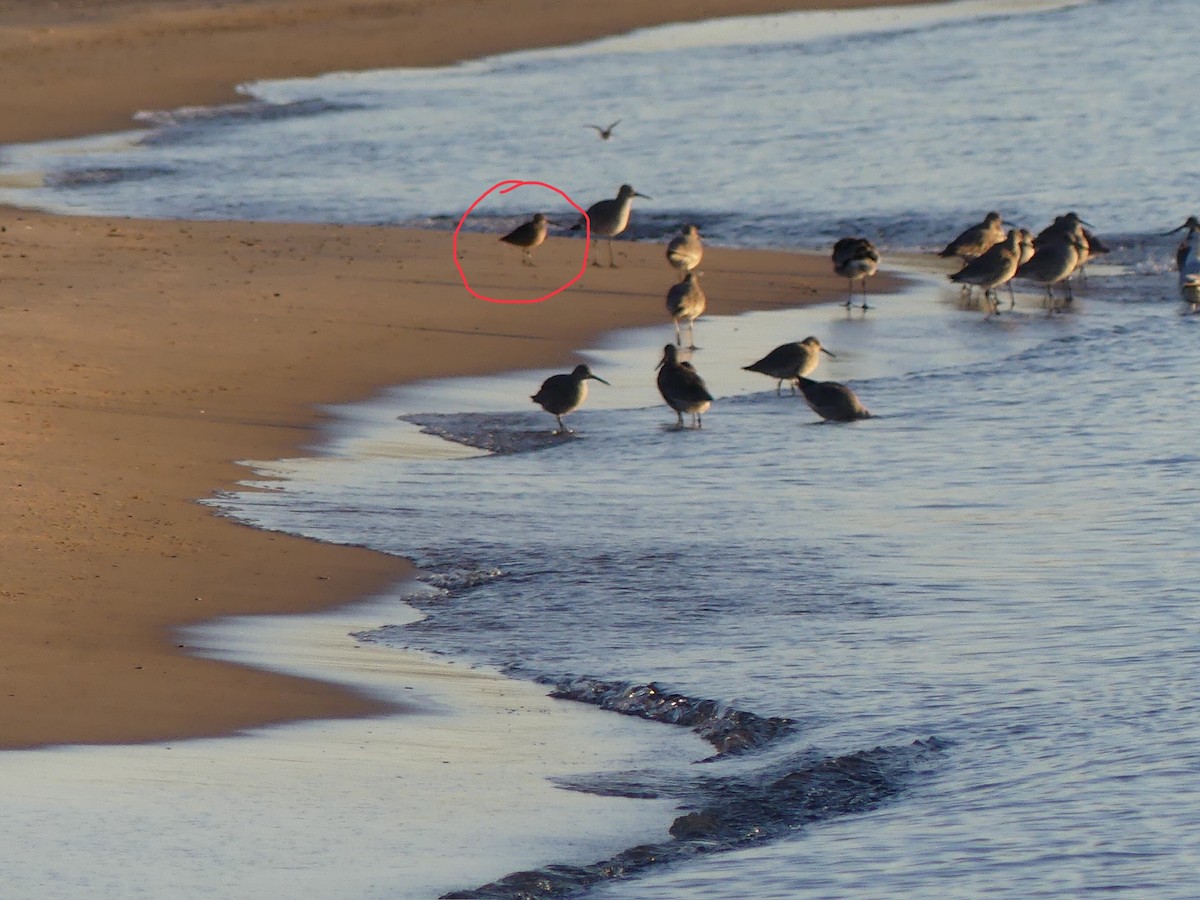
[509,182,870,433]
[502,179,1200,435]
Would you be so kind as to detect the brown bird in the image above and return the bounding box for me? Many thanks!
[743,337,835,396]
[939,211,1005,262]
[531,364,610,434]
[666,272,707,349]
[499,213,548,265]
[666,224,704,280]
[949,229,1022,317]
[656,344,713,429]
[795,376,872,423]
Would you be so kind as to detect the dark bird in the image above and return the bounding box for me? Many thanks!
[666,272,707,348]
[939,211,1005,261]
[584,120,621,140]
[666,224,704,279]
[832,237,881,309]
[743,336,835,395]
[656,344,713,429]
[795,376,872,423]
[1016,227,1081,314]
[531,364,609,434]
[1170,216,1200,271]
[499,213,548,265]
[573,184,651,268]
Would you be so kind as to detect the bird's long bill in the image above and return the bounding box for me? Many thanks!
[635,191,652,200]
[821,348,837,358]
[589,374,611,385]
[1162,220,1198,235]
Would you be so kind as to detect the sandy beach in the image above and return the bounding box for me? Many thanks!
[0,0,914,749]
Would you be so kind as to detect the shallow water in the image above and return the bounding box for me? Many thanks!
[5,0,1200,896]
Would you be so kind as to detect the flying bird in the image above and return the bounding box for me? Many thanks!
[584,120,621,140]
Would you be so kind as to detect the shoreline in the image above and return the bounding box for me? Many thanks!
[0,0,916,750]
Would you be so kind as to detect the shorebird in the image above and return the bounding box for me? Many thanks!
[1015,228,1080,314]
[1035,212,1097,298]
[499,213,548,266]
[795,376,872,423]
[531,364,610,434]
[666,224,704,280]
[743,336,835,396]
[949,229,1021,318]
[939,211,1005,262]
[584,120,621,140]
[1165,217,1200,311]
[574,183,650,268]
[1005,227,1037,309]
[832,237,881,309]
[666,272,707,348]
[656,344,713,429]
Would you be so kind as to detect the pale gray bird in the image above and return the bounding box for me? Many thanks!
[656,344,713,429]
[666,272,707,349]
[666,224,704,280]
[795,376,872,423]
[531,364,610,435]
[743,336,836,395]
[575,184,651,268]
[500,213,548,265]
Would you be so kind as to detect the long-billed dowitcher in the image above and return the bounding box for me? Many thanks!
[795,376,872,423]
[832,237,881,309]
[584,120,621,140]
[939,211,1005,261]
[666,272,707,348]
[656,344,713,429]
[1016,228,1080,314]
[743,336,835,395]
[500,213,548,266]
[1035,212,1095,300]
[949,229,1021,317]
[531,364,610,434]
[666,224,704,280]
[575,184,650,268]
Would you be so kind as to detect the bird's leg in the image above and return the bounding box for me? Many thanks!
[844,278,854,308]
[688,319,697,350]
[776,380,784,397]
[607,238,617,268]
[674,319,683,347]
[675,410,685,429]
[860,279,871,310]
[1007,280,1016,310]
[694,412,703,429]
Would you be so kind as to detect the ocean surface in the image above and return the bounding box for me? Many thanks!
[5,0,1200,897]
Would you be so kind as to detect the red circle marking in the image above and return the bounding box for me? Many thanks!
[453,180,590,304]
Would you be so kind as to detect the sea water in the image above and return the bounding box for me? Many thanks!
[3,0,1200,897]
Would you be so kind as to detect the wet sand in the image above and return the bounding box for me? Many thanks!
[0,0,913,748]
